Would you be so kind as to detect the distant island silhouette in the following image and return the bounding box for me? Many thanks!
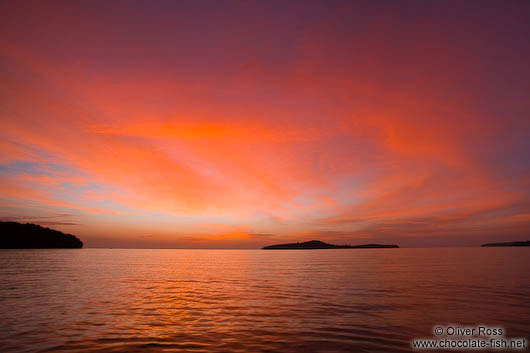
[0,221,83,248]
[262,240,399,250]
[481,240,530,247]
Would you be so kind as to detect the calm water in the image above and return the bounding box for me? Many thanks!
[0,248,529,352]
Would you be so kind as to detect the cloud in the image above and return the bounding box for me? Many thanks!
[28,221,80,226]
[1,0,529,247]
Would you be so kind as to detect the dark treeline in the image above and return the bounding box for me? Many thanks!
[0,221,83,248]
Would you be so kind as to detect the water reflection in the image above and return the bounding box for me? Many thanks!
[0,248,529,352]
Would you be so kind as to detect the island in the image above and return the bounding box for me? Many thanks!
[262,240,399,250]
[0,221,83,248]
[481,241,530,247]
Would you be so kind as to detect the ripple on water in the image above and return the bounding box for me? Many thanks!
[0,248,529,352]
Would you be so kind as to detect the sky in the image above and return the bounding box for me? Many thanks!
[1,0,529,248]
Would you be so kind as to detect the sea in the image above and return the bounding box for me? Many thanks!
[1,248,529,352]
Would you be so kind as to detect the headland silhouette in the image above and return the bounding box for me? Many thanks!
[0,221,83,249]
[262,240,399,250]
[481,240,530,247]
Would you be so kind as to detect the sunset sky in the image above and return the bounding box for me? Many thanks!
[1,1,529,248]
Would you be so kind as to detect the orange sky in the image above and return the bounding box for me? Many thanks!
[1,1,530,247]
